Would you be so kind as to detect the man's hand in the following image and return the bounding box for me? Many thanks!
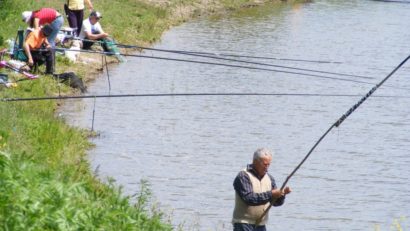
[28,57,34,66]
[272,186,292,199]
[271,189,284,199]
[85,0,93,11]
[284,186,292,195]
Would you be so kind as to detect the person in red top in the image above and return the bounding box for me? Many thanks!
[23,24,54,74]
[22,8,64,47]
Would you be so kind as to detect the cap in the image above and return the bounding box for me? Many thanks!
[22,11,32,23]
[41,24,53,37]
[90,11,102,19]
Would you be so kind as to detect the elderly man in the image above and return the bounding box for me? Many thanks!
[232,148,291,231]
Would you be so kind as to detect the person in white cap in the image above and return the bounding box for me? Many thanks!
[78,11,110,51]
[232,148,291,231]
[22,8,64,47]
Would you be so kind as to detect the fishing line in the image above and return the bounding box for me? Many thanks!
[104,55,111,94]
[52,48,400,88]
[2,92,410,102]
[57,74,61,97]
[72,37,341,64]
[91,96,96,132]
[255,53,410,226]
[373,0,410,3]
[69,39,369,79]
[177,51,341,64]
[120,53,410,90]
[113,44,371,79]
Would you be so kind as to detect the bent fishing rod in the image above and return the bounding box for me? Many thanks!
[72,37,341,64]
[2,92,410,102]
[52,48,392,88]
[255,53,410,226]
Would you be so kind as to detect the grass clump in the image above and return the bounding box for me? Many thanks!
[374,216,407,231]
[0,82,172,229]
[0,151,170,230]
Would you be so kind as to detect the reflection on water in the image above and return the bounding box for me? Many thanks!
[62,0,410,230]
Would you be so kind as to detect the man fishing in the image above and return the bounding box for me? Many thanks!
[78,11,110,52]
[23,24,54,74]
[232,148,291,231]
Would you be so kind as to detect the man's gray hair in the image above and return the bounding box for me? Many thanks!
[253,148,273,161]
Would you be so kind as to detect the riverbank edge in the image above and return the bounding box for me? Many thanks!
[0,0,302,229]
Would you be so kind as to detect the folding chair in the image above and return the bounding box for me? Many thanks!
[11,29,28,62]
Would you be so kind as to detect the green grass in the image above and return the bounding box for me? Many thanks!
[374,216,407,231]
[0,77,172,230]
[0,150,171,230]
[94,0,169,44]
[0,0,169,47]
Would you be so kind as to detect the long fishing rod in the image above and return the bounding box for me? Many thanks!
[373,0,410,4]
[255,53,410,226]
[178,50,341,64]
[112,43,370,79]
[71,39,359,78]
[2,92,410,102]
[114,53,410,90]
[73,37,341,64]
[53,48,392,88]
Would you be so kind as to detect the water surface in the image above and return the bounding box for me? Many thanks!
[62,1,410,230]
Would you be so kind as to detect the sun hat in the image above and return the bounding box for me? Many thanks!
[22,11,32,23]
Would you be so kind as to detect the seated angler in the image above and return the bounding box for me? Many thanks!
[23,24,54,74]
[78,11,111,52]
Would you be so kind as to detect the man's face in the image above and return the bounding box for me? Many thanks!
[253,156,272,177]
[90,16,99,25]
[40,30,49,38]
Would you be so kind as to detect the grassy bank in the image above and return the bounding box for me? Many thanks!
[0,76,172,229]
[1,0,297,229]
